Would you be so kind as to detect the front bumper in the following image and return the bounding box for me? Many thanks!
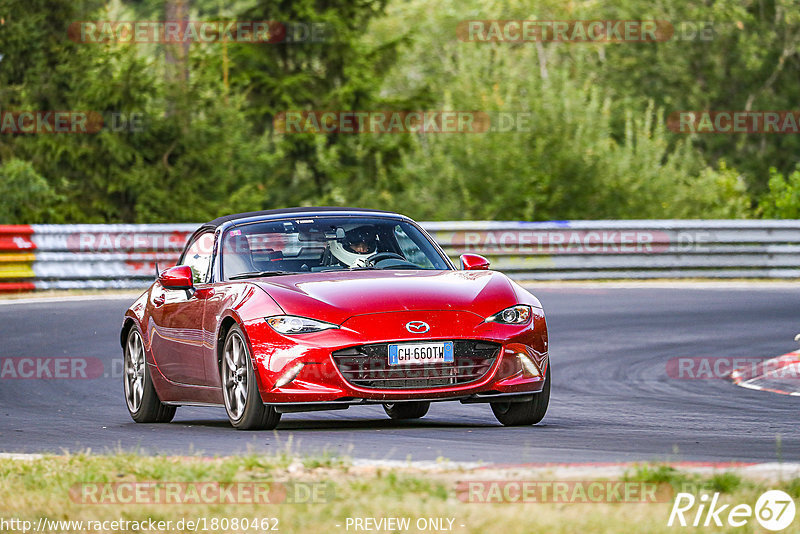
[242,309,548,405]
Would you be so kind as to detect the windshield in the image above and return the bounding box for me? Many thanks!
[221,217,450,279]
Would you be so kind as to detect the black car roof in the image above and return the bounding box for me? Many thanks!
[202,207,405,229]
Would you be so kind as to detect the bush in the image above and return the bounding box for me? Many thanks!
[759,167,800,218]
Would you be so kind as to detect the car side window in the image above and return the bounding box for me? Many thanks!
[180,233,215,284]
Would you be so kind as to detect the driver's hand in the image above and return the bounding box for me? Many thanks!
[352,257,370,269]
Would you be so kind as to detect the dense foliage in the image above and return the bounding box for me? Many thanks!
[0,0,798,223]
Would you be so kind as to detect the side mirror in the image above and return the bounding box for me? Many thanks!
[159,265,194,290]
[460,253,490,271]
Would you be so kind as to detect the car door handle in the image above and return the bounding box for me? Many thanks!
[153,294,165,307]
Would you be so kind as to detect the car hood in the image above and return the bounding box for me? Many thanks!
[252,270,521,325]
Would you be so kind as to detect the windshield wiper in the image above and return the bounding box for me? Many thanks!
[228,270,294,280]
[317,266,376,272]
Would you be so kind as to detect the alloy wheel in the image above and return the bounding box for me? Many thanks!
[124,330,146,413]
[223,331,249,421]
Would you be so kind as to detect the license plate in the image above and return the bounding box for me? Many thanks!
[388,342,454,365]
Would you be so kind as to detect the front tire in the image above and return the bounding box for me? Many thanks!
[123,327,176,423]
[221,325,281,430]
[383,401,430,420]
[491,366,550,426]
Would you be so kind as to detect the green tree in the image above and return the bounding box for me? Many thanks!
[0,159,58,223]
[367,0,753,220]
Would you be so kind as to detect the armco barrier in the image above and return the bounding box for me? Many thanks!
[0,224,195,292]
[1,220,799,292]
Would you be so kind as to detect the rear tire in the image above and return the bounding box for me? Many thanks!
[124,327,176,423]
[383,401,430,420]
[221,325,281,430]
[491,366,550,426]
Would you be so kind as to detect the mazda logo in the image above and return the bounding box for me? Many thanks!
[405,321,430,334]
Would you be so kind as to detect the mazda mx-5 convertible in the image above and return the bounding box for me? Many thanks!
[121,208,550,429]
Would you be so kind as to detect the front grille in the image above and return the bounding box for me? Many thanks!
[331,340,500,390]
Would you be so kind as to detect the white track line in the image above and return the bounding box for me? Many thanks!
[0,294,141,306]
[521,281,800,290]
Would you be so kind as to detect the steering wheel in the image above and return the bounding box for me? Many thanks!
[366,252,406,267]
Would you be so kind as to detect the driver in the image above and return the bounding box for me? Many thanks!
[328,225,379,267]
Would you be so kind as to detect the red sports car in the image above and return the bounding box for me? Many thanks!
[121,208,549,429]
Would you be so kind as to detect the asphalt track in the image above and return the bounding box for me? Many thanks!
[0,287,798,463]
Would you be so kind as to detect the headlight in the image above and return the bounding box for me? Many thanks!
[486,305,532,325]
[266,316,338,334]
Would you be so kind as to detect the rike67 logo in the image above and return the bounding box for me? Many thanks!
[668,490,796,531]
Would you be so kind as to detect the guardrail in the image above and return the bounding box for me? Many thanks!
[0,224,195,291]
[1,220,799,292]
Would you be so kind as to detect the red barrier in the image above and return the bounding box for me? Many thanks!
[0,225,35,251]
[0,282,37,293]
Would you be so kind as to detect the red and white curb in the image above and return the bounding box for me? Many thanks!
[731,349,800,396]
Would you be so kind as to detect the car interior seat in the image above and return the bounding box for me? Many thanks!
[222,234,257,278]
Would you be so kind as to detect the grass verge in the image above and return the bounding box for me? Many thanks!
[0,454,798,533]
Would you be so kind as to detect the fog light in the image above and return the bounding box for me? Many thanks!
[517,353,541,377]
[273,362,305,389]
